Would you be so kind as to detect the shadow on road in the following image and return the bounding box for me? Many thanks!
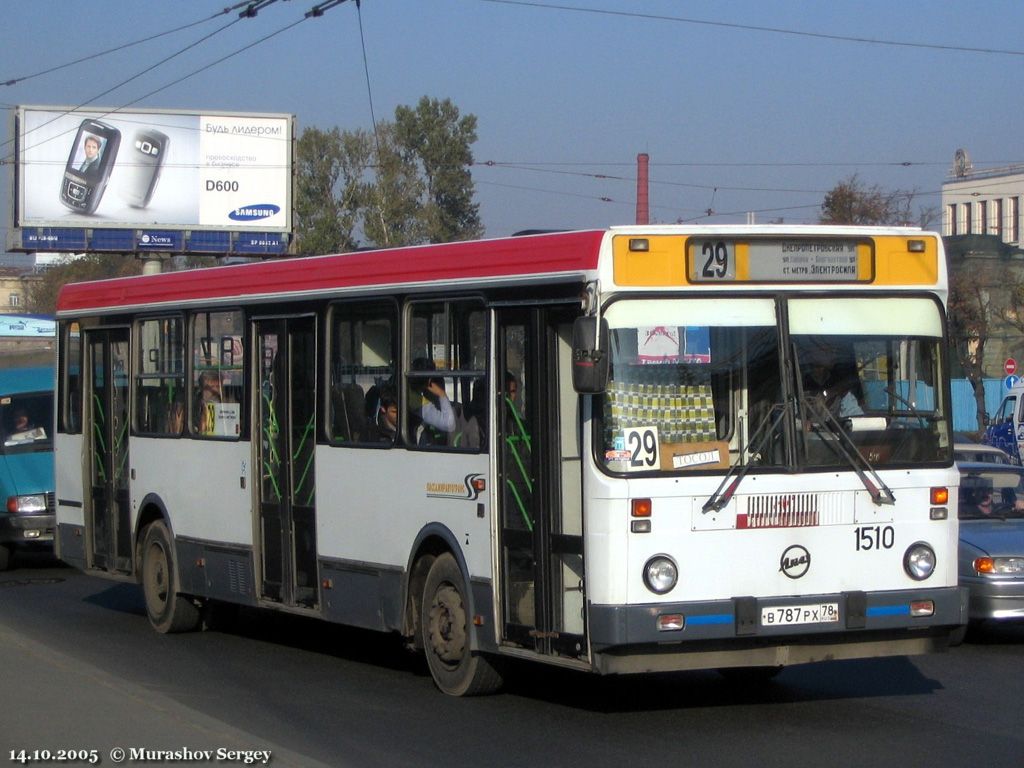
[495,652,943,712]
[64,568,1024,711]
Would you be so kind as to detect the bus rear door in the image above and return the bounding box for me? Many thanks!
[496,306,587,660]
[84,328,132,574]
[254,315,319,609]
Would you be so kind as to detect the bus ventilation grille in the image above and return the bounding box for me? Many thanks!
[738,493,820,528]
[228,558,251,596]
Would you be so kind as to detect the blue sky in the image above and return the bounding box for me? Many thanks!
[2,0,1023,245]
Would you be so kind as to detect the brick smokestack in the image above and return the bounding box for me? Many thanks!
[636,153,649,225]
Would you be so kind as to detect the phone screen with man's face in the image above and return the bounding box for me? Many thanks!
[60,119,121,215]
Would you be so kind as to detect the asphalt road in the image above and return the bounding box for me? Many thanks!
[2,551,1022,768]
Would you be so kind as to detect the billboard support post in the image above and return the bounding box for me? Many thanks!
[140,253,166,276]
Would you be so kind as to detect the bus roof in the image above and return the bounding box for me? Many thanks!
[55,224,944,317]
[56,230,608,316]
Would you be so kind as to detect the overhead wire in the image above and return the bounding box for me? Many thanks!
[2,5,322,166]
[4,1,1020,235]
[0,2,257,88]
[354,0,391,245]
[471,0,1024,57]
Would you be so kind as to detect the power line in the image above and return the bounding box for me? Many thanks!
[354,0,391,246]
[1,16,247,159]
[476,162,832,194]
[0,2,256,88]
[2,9,333,166]
[471,0,1024,57]
[480,159,1017,169]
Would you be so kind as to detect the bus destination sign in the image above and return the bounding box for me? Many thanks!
[688,239,867,283]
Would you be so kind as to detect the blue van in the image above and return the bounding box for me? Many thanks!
[984,381,1024,465]
[0,367,55,570]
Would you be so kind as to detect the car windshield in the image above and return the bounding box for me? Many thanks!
[600,295,952,475]
[0,391,53,453]
[959,467,1024,520]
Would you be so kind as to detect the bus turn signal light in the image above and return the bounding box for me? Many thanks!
[930,487,948,505]
[631,498,652,517]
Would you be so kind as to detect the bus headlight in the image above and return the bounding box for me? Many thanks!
[643,555,678,595]
[903,542,936,581]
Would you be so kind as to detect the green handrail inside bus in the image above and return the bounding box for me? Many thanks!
[504,396,534,531]
[293,412,316,506]
[261,390,282,501]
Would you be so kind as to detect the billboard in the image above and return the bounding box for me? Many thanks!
[10,106,293,255]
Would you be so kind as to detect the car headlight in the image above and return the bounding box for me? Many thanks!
[973,557,1024,575]
[643,555,678,595]
[6,495,48,514]
[904,542,936,581]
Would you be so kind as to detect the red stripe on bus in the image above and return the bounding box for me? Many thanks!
[56,230,606,313]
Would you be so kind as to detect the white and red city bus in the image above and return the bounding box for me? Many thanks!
[54,225,966,695]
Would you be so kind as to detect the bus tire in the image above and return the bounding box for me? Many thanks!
[421,552,503,696]
[141,520,200,634]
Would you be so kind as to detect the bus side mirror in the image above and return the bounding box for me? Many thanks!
[572,316,609,394]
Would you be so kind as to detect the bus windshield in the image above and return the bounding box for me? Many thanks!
[1,390,53,453]
[601,295,950,473]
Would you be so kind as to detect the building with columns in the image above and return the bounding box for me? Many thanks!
[942,148,1024,246]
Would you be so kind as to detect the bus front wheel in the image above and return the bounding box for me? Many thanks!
[141,520,200,634]
[420,552,503,696]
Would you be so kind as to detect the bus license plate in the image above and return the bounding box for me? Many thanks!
[761,603,839,626]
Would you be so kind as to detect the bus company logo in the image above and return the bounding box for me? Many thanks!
[426,473,485,501]
[229,203,280,221]
[779,545,811,579]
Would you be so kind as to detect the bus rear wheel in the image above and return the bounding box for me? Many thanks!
[421,552,503,696]
[141,520,200,634]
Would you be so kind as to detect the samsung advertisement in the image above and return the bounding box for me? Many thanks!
[11,106,293,252]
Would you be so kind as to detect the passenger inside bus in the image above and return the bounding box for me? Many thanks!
[799,344,865,419]
[361,387,400,444]
[195,370,239,436]
[5,406,47,443]
[408,358,456,446]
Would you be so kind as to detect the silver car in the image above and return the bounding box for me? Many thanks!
[954,441,1012,465]
[957,462,1024,625]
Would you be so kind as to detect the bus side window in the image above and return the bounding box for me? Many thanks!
[191,309,244,440]
[329,301,397,446]
[332,383,365,441]
[135,316,185,437]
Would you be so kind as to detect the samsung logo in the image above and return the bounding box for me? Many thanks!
[229,204,280,222]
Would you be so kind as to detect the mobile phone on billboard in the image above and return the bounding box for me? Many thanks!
[59,119,121,215]
[119,129,168,208]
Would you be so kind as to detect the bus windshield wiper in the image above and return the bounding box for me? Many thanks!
[801,396,896,506]
[702,401,789,514]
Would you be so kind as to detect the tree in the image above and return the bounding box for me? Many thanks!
[394,97,483,243]
[293,126,369,255]
[362,122,427,248]
[820,174,937,229]
[27,254,142,315]
[292,97,483,251]
[948,262,1001,429]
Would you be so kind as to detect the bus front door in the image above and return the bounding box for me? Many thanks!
[84,328,132,574]
[254,316,319,609]
[497,307,587,660]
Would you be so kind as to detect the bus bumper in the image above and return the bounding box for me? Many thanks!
[588,586,968,674]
